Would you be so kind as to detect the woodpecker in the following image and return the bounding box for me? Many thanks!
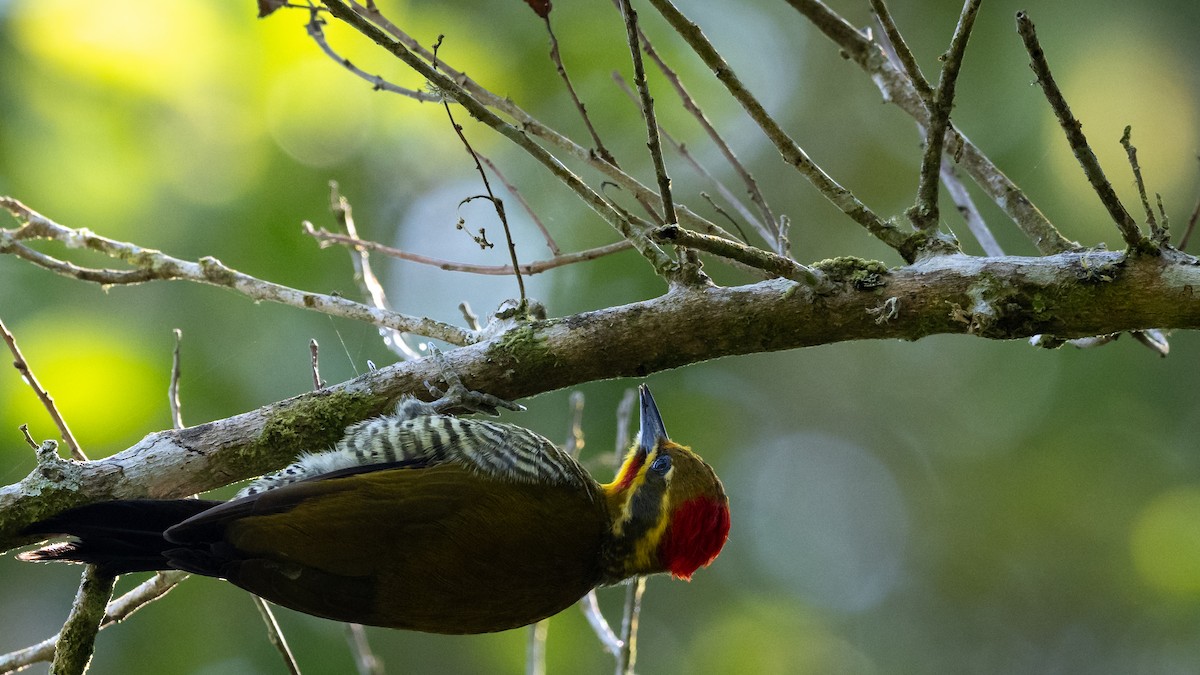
[18,385,730,634]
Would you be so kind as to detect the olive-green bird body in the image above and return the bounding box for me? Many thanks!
[19,386,730,634]
[186,462,608,633]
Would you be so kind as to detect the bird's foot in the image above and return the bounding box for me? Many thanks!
[423,346,525,416]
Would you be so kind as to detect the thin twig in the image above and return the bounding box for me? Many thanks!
[169,329,184,430]
[645,0,910,257]
[0,571,190,673]
[565,390,586,458]
[0,197,473,346]
[1016,11,1143,250]
[611,387,642,675]
[345,624,384,675]
[1178,197,1200,251]
[253,598,302,675]
[579,592,622,656]
[310,339,323,390]
[618,0,676,228]
[525,618,549,675]
[306,9,441,102]
[699,193,751,245]
[1120,126,1166,245]
[908,0,981,233]
[611,73,760,245]
[306,222,633,275]
[18,423,37,449]
[615,577,647,675]
[346,0,735,244]
[941,157,1004,256]
[458,302,481,332]
[869,0,933,101]
[872,9,1003,256]
[327,182,419,361]
[652,225,823,287]
[433,37,528,306]
[49,567,116,675]
[323,0,678,277]
[615,3,781,251]
[786,0,1079,255]
[479,154,561,256]
[0,316,86,461]
[544,17,618,166]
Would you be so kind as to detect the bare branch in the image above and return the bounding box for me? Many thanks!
[432,45,527,307]
[345,624,384,675]
[869,0,933,101]
[305,222,633,275]
[652,225,824,287]
[0,316,86,460]
[615,577,647,675]
[327,183,420,360]
[321,0,678,277]
[1120,126,1166,245]
[786,0,1079,254]
[525,619,549,675]
[252,598,302,675]
[49,567,116,675]
[345,0,732,243]
[617,0,676,229]
[621,13,780,251]
[542,17,618,167]
[908,0,981,233]
[0,198,473,346]
[478,154,561,256]
[310,339,323,391]
[10,249,1200,547]
[1180,197,1200,251]
[306,9,441,102]
[646,0,910,257]
[1016,11,1144,250]
[169,329,184,430]
[942,157,1004,256]
[611,73,760,247]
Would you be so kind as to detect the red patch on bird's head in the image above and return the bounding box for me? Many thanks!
[657,496,730,580]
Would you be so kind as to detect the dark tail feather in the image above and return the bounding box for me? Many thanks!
[19,499,222,575]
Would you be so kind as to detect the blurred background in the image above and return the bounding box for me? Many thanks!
[1,0,1200,672]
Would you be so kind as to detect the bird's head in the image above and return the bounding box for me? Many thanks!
[602,385,730,582]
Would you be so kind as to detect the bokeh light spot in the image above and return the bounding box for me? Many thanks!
[266,57,375,167]
[0,314,163,456]
[740,432,909,613]
[1131,487,1200,596]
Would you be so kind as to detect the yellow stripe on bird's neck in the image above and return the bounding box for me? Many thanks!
[602,442,677,576]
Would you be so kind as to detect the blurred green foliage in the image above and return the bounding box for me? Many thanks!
[2,0,1200,673]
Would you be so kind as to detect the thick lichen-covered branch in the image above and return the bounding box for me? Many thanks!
[6,247,1200,549]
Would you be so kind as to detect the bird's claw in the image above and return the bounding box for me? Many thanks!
[423,346,525,416]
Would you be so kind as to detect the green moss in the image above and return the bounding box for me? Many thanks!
[1076,253,1124,283]
[812,256,890,289]
[235,390,378,478]
[489,323,554,370]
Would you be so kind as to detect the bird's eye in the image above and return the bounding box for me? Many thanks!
[650,454,671,475]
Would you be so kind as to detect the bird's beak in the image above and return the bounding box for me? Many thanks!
[637,384,669,455]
